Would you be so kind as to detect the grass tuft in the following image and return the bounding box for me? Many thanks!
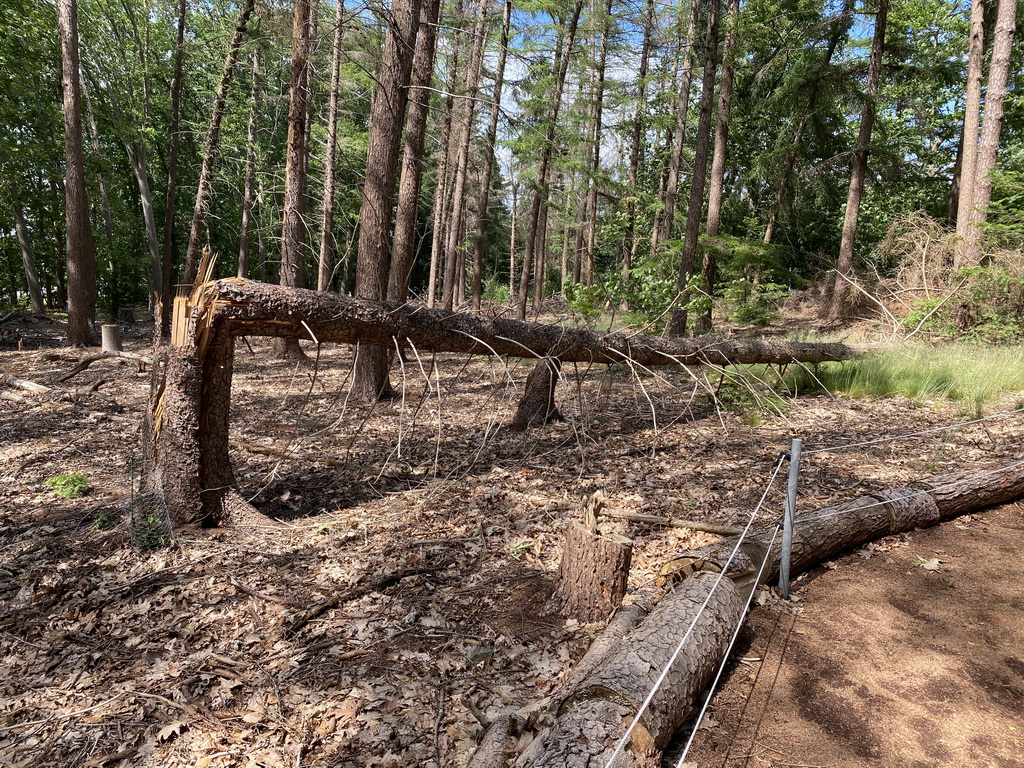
[786,345,1024,407]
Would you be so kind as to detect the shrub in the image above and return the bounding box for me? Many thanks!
[45,473,90,498]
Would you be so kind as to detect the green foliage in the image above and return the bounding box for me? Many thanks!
[902,265,1024,343]
[45,473,90,499]
[92,508,120,530]
[130,508,170,551]
[785,346,1024,407]
[720,280,789,326]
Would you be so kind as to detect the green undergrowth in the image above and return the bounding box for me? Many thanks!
[783,345,1024,413]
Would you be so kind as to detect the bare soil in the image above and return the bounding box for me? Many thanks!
[1,314,1022,767]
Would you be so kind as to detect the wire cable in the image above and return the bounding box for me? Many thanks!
[602,456,787,768]
[674,525,782,767]
[802,407,1024,455]
[798,458,1024,524]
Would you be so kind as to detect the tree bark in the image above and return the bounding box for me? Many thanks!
[441,0,490,310]
[668,0,720,337]
[388,0,441,303]
[58,0,99,346]
[471,0,513,309]
[510,357,562,431]
[239,51,260,280]
[557,520,632,623]
[317,1,345,291]
[13,203,46,316]
[517,1,584,320]
[657,0,700,249]
[959,0,1016,267]
[623,0,654,296]
[353,0,422,400]
[427,8,464,308]
[830,0,888,318]
[696,0,740,334]
[182,0,255,287]
[158,0,187,340]
[273,0,315,362]
[953,0,985,242]
[582,0,613,289]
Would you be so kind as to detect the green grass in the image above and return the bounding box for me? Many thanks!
[786,345,1024,411]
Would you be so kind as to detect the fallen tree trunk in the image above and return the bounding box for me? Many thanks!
[511,459,1024,767]
[144,278,861,527]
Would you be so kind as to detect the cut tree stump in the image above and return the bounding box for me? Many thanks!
[556,520,632,622]
[101,323,122,352]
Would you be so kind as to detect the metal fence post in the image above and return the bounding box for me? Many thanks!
[779,438,802,599]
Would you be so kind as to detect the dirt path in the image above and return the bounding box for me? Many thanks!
[681,502,1024,768]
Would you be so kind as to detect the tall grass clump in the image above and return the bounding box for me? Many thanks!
[786,345,1024,411]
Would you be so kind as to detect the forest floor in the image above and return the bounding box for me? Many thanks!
[1,311,1022,768]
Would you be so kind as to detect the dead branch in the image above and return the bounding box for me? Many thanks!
[285,559,455,637]
[598,509,743,536]
[54,350,152,383]
[3,373,51,393]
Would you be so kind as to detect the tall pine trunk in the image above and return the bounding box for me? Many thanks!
[623,0,654,297]
[953,0,985,243]
[389,0,442,303]
[353,0,422,400]
[274,0,315,361]
[441,0,489,310]
[317,0,345,291]
[830,0,888,318]
[657,0,700,250]
[182,0,255,286]
[239,52,260,280]
[58,0,98,346]
[516,0,584,320]
[158,0,187,339]
[13,203,46,316]
[695,0,739,334]
[959,0,1016,268]
[426,12,464,307]
[583,0,613,288]
[471,0,512,309]
[668,0,720,337]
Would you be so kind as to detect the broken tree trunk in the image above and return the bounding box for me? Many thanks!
[510,357,562,431]
[144,278,860,526]
[556,519,632,622]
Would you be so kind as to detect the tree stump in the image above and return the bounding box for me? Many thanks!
[556,519,632,623]
[101,323,122,352]
[509,357,562,431]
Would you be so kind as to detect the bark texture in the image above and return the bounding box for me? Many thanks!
[953,0,984,240]
[273,0,315,361]
[524,572,746,767]
[353,0,421,399]
[830,0,888,317]
[557,521,632,622]
[668,0,720,337]
[182,0,255,286]
[510,357,562,431]
[959,0,1017,266]
[58,0,99,346]
[146,277,859,525]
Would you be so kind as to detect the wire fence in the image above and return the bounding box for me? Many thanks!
[601,456,788,768]
[602,403,1023,767]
